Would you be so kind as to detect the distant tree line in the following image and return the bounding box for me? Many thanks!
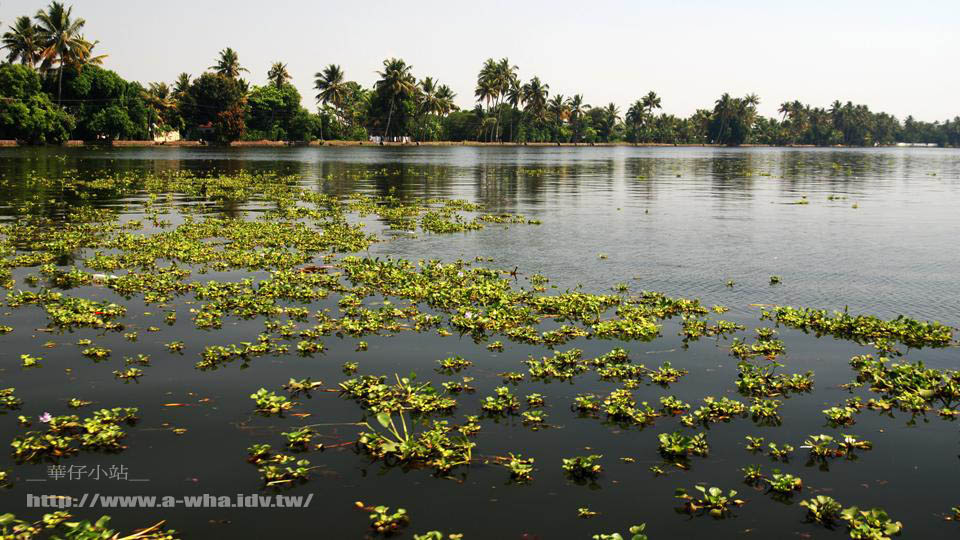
[1,3,958,146]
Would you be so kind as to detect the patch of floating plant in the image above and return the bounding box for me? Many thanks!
[246,443,316,488]
[591,523,649,540]
[0,512,177,539]
[561,454,603,485]
[742,465,803,503]
[763,306,953,350]
[674,485,746,518]
[847,354,960,418]
[799,497,903,538]
[356,411,476,474]
[10,408,139,463]
[339,374,456,415]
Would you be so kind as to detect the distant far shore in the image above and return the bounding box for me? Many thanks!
[0,140,947,149]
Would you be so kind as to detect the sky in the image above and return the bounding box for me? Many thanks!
[2,0,958,121]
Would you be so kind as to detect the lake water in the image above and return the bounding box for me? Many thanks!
[0,146,958,538]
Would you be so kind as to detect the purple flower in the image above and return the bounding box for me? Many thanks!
[39,412,52,423]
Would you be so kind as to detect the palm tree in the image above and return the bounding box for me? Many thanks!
[493,57,517,142]
[713,92,734,143]
[568,94,590,143]
[34,1,90,103]
[547,94,570,142]
[602,103,621,142]
[210,47,247,78]
[436,84,457,117]
[626,100,645,143]
[173,73,191,97]
[375,57,416,139]
[267,61,290,89]
[314,64,348,140]
[641,91,662,115]
[506,77,524,142]
[314,64,347,111]
[2,16,43,67]
[521,77,549,129]
[144,82,175,135]
[475,59,498,141]
[72,35,105,68]
[414,77,457,141]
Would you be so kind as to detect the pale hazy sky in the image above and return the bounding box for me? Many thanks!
[2,0,958,121]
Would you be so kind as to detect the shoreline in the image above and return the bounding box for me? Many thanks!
[0,140,946,149]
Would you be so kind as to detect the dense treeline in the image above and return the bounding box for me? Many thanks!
[1,3,958,146]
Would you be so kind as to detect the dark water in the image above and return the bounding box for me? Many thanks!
[0,146,958,539]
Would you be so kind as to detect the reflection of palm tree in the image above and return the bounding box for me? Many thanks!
[375,58,416,139]
[267,61,290,89]
[210,47,247,78]
[3,16,43,67]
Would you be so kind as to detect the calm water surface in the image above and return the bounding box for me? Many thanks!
[0,146,957,539]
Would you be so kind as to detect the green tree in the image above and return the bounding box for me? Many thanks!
[58,65,150,140]
[245,83,302,140]
[709,93,759,145]
[0,63,73,143]
[181,72,246,142]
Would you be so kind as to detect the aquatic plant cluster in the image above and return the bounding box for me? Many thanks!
[0,170,956,538]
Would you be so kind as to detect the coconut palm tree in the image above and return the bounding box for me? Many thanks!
[413,77,457,141]
[475,59,498,141]
[144,82,177,135]
[626,100,645,143]
[601,103,621,142]
[2,16,43,67]
[493,58,517,142]
[267,61,290,89]
[34,1,92,103]
[568,94,590,143]
[641,91,662,115]
[547,94,570,142]
[375,57,416,139]
[314,63,349,140]
[210,47,247,78]
[314,64,347,112]
[521,77,549,132]
[173,73,191,97]
[506,77,524,142]
[72,35,105,68]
